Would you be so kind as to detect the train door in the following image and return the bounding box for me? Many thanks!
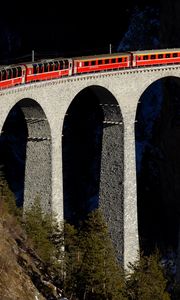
[68,59,73,76]
[22,67,26,83]
[73,60,77,74]
[17,67,25,83]
[132,53,137,67]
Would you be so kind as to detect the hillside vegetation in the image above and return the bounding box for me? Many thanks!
[0,180,176,300]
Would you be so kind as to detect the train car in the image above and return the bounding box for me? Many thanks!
[131,48,180,67]
[2,48,180,91]
[72,52,131,75]
[24,58,73,83]
[0,65,26,90]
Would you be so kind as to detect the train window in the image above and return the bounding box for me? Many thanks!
[165,53,170,58]
[124,57,127,61]
[151,55,156,59]
[2,70,6,80]
[173,53,178,57]
[17,67,22,77]
[54,61,59,71]
[49,62,52,71]
[138,56,141,60]
[91,60,96,65]
[143,55,148,60]
[12,68,17,78]
[64,60,69,69]
[105,59,109,64]
[118,57,122,62]
[98,60,102,64]
[158,54,163,59]
[33,64,38,74]
[38,64,43,73]
[84,61,89,66]
[44,63,48,72]
[112,58,116,63]
[59,61,63,69]
[7,69,12,79]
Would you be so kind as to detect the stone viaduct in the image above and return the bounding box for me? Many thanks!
[0,64,180,269]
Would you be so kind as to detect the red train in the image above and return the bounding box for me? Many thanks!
[0,48,180,90]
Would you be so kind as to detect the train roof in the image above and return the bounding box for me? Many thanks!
[72,52,131,61]
[0,64,25,70]
[131,48,180,55]
[37,57,70,63]
[21,53,130,65]
[23,57,71,67]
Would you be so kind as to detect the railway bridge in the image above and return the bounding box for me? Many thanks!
[0,64,180,270]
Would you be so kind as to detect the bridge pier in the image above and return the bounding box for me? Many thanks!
[123,113,139,269]
[19,99,52,213]
[99,103,124,264]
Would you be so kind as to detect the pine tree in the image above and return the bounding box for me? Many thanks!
[23,196,57,264]
[125,251,170,300]
[79,209,126,300]
[0,179,15,211]
[0,178,21,218]
[63,222,80,298]
[64,209,126,300]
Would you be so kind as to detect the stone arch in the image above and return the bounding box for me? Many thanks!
[135,75,180,265]
[62,85,124,262]
[0,98,52,212]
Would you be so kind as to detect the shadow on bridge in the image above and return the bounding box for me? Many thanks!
[136,75,180,278]
[62,85,124,262]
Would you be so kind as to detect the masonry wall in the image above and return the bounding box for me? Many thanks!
[0,64,179,268]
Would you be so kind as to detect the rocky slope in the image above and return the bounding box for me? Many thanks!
[0,211,60,300]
